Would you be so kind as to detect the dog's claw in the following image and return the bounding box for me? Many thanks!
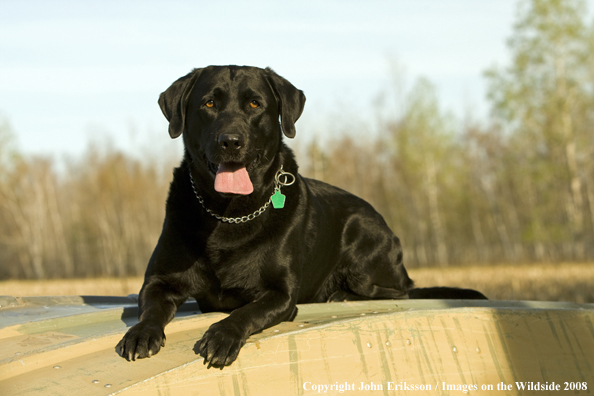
[115,322,165,362]
[195,321,246,369]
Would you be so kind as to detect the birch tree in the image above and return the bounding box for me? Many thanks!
[485,0,593,260]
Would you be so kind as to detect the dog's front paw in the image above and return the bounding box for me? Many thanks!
[116,321,166,361]
[195,321,247,369]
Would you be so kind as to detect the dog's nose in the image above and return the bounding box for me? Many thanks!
[218,133,244,150]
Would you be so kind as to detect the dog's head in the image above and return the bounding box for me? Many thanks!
[158,66,305,196]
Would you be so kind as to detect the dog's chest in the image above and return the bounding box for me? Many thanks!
[193,249,264,311]
[199,214,289,303]
[204,238,266,294]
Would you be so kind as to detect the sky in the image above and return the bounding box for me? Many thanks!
[0,0,519,158]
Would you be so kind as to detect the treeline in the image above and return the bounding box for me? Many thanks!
[303,87,594,266]
[1,0,593,279]
[307,0,594,266]
[0,139,176,279]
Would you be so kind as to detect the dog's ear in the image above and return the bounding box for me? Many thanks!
[265,68,306,139]
[158,69,201,139]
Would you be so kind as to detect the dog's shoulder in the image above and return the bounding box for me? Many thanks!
[162,159,211,233]
[302,176,354,197]
[300,176,387,225]
[166,159,193,206]
[302,177,371,206]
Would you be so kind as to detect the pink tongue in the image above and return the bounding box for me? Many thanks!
[214,163,254,195]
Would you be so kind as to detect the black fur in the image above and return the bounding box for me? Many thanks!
[116,65,486,369]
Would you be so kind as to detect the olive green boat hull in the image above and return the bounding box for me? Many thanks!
[1,297,592,395]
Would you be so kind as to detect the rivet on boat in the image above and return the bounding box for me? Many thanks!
[104,384,112,388]
[53,365,61,369]
[452,346,458,352]
[406,339,411,345]
[366,342,372,348]
[92,380,99,384]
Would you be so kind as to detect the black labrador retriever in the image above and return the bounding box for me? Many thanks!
[116,65,486,369]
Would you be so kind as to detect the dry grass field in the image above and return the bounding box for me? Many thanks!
[1,263,593,303]
[409,262,594,303]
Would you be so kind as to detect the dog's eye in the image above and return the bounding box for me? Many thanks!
[205,100,214,108]
[249,100,260,109]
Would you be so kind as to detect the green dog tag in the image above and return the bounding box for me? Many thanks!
[271,189,286,209]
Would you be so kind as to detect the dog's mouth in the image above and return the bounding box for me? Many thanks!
[206,159,254,195]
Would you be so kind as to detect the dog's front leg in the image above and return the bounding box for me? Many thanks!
[116,278,187,361]
[196,290,296,368]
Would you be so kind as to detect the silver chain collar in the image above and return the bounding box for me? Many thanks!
[189,166,295,224]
